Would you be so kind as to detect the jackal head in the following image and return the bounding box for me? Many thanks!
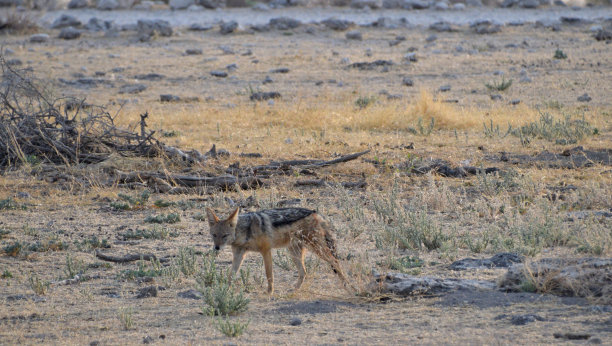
[206,207,240,251]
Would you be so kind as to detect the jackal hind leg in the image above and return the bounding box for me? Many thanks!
[288,240,306,290]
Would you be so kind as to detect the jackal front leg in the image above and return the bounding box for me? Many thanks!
[230,246,246,285]
[261,249,274,294]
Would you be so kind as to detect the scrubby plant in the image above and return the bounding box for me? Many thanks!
[355,95,376,109]
[511,112,595,146]
[118,307,134,330]
[485,77,513,91]
[144,213,180,224]
[29,274,49,295]
[214,317,249,337]
[110,190,150,211]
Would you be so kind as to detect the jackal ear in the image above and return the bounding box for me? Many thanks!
[227,207,240,228]
[206,208,219,226]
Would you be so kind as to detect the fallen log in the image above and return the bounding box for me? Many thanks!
[253,149,370,173]
[95,250,167,263]
[295,179,367,189]
[115,170,264,191]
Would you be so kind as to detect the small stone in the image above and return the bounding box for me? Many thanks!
[58,27,81,40]
[577,93,591,102]
[509,99,521,105]
[210,70,228,78]
[262,75,273,84]
[136,285,158,298]
[226,63,238,71]
[429,21,452,32]
[67,0,89,8]
[220,21,238,35]
[51,14,81,29]
[177,290,202,300]
[6,59,22,66]
[434,1,448,10]
[404,52,417,62]
[250,92,281,101]
[185,48,203,55]
[425,34,437,42]
[439,85,451,92]
[119,84,146,94]
[519,75,532,83]
[96,0,118,10]
[160,94,180,102]
[189,23,213,31]
[402,77,414,86]
[289,317,302,326]
[452,3,465,10]
[270,67,289,73]
[269,17,301,30]
[321,18,354,31]
[490,94,502,101]
[346,30,362,40]
[30,33,50,43]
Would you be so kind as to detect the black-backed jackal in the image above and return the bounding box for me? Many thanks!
[206,207,350,294]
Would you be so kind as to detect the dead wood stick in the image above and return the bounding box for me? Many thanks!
[115,170,264,190]
[295,179,367,188]
[254,149,371,171]
[95,251,159,263]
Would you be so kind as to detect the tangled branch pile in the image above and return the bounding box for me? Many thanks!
[0,56,208,170]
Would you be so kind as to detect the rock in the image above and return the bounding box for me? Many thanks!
[58,27,81,40]
[160,94,180,102]
[345,30,362,40]
[189,23,213,31]
[270,67,289,73]
[519,0,539,8]
[136,285,158,298]
[321,18,354,31]
[425,34,437,42]
[51,14,81,29]
[577,93,591,102]
[404,52,417,62]
[402,77,413,86]
[594,29,612,41]
[177,289,202,299]
[226,63,238,71]
[118,84,146,94]
[403,0,430,9]
[378,273,496,296]
[434,1,448,10]
[142,336,154,344]
[262,75,273,84]
[490,94,502,101]
[185,48,203,55]
[509,99,520,105]
[133,73,164,81]
[250,91,281,101]
[439,85,451,92]
[252,2,270,10]
[29,33,49,43]
[197,0,222,8]
[450,253,524,270]
[289,317,302,326]
[132,0,153,9]
[220,21,238,34]
[499,257,612,302]
[169,0,193,9]
[351,0,382,8]
[452,3,465,10]
[429,21,453,32]
[472,20,502,34]
[6,59,22,66]
[137,19,173,41]
[85,18,112,32]
[466,0,482,5]
[495,314,545,325]
[210,70,228,78]
[96,0,118,10]
[349,60,394,70]
[269,17,301,30]
[67,0,89,8]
